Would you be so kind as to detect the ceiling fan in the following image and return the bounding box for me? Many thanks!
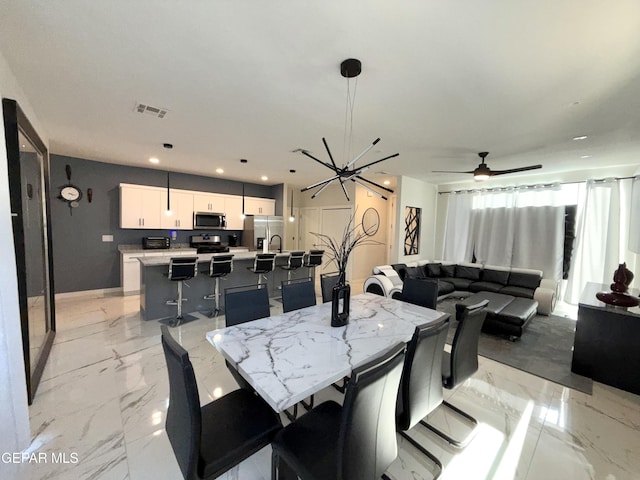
[433,152,542,181]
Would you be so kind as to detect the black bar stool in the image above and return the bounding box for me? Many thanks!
[248,253,276,287]
[279,251,305,281]
[303,249,324,279]
[166,257,198,326]
[203,254,234,317]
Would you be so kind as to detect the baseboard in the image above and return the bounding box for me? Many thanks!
[55,287,123,300]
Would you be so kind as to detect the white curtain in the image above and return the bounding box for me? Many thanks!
[564,178,640,304]
[442,192,474,262]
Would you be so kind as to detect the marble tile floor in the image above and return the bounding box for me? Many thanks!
[9,291,640,480]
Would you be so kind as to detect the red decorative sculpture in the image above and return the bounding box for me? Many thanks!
[596,263,640,307]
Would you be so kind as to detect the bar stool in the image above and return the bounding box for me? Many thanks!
[203,254,234,317]
[303,249,324,279]
[279,251,305,281]
[247,253,276,287]
[166,257,198,326]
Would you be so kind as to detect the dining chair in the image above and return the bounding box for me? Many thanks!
[281,278,316,313]
[399,277,439,310]
[161,325,282,480]
[395,318,450,479]
[271,343,406,480]
[423,299,489,448]
[223,284,271,390]
[224,284,270,326]
[320,272,340,303]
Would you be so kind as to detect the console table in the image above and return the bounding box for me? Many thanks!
[571,282,640,395]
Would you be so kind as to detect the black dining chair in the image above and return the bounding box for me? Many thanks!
[161,325,282,480]
[423,299,489,448]
[396,318,450,479]
[271,343,406,480]
[224,284,271,327]
[223,284,271,390]
[281,278,316,313]
[399,277,439,310]
[320,272,341,304]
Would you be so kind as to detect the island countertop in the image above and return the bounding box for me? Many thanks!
[138,250,291,266]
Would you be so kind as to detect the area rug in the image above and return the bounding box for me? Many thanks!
[438,298,593,394]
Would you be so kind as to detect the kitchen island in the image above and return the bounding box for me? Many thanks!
[138,251,312,320]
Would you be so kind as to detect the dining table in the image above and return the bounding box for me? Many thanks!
[206,292,449,413]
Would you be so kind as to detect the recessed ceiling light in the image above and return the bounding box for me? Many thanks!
[572,135,588,141]
[149,157,159,164]
[261,176,268,181]
[383,180,390,186]
[216,168,224,174]
[240,159,248,164]
[289,169,296,173]
[580,155,592,159]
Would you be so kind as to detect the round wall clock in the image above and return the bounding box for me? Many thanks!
[60,185,82,202]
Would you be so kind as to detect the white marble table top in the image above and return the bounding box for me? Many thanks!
[206,293,449,412]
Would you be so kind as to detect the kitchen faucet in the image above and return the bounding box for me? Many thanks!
[269,234,282,253]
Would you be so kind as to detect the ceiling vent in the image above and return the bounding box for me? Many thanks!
[134,102,168,119]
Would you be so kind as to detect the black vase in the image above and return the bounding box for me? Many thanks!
[331,283,351,327]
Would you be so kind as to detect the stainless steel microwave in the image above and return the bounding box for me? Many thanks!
[193,212,226,229]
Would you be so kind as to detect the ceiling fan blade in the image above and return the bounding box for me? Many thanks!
[491,165,542,176]
[432,170,475,174]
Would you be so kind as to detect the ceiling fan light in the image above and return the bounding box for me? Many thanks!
[474,173,490,181]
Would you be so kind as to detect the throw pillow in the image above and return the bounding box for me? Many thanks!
[482,268,510,285]
[508,271,541,289]
[440,264,456,278]
[424,263,442,277]
[455,265,482,280]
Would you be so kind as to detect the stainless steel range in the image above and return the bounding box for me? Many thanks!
[190,234,230,254]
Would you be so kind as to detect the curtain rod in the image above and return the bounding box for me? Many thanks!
[438,175,638,195]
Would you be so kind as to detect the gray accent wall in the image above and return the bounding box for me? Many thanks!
[49,154,280,293]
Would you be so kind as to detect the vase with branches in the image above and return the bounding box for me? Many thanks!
[311,211,379,326]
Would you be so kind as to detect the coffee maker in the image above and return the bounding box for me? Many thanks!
[228,234,238,247]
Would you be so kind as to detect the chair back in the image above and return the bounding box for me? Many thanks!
[168,257,198,281]
[253,253,276,273]
[224,285,270,326]
[209,254,234,277]
[448,300,489,388]
[161,325,201,480]
[401,277,438,310]
[281,278,316,313]
[339,343,405,480]
[320,272,340,303]
[286,251,305,269]
[396,318,450,431]
[304,249,324,267]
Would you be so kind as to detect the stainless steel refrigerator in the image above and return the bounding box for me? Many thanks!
[242,215,285,251]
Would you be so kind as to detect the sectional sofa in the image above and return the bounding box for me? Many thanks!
[364,260,559,339]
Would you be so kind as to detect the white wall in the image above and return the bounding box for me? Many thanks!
[352,185,388,281]
[394,176,438,263]
[0,49,44,461]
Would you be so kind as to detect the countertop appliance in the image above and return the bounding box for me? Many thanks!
[190,234,230,254]
[143,236,170,249]
[242,216,284,252]
[194,211,226,230]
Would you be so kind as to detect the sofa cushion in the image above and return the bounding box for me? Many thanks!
[391,264,409,281]
[508,271,541,289]
[469,281,504,294]
[482,268,510,285]
[406,266,429,280]
[499,285,535,299]
[440,277,473,290]
[424,263,442,277]
[440,264,456,278]
[455,265,482,281]
[437,280,455,296]
[491,298,538,327]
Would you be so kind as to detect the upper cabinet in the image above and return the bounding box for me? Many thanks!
[224,195,244,230]
[193,192,225,213]
[244,197,275,216]
[161,190,194,230]
[120,184,164,229]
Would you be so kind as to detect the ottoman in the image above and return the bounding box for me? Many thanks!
[455,292,538,340]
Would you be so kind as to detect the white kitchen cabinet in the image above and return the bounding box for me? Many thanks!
[224,195,244,230]
[121,252,144,294]
[120,184,164,229]
[193,193,225,213]
[161,190,194,230]
[244,197,276,216]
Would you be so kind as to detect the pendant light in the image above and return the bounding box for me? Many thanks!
[289,189,295,222]
[165,171,172,216]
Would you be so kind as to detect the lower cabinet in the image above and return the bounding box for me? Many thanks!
[121,250,196,294]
